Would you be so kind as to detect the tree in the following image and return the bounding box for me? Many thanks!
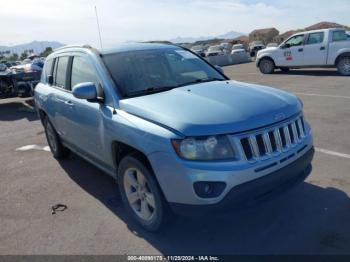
[8,53,19,61]
[40,47,53,57]
[20,51,28,60]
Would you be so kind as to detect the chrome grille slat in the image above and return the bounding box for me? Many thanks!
[283,126,291,146]
[237,115,307,161]
[298,119,305,137]
[291,122,299,142]
[274,129,283,151]
[248,136,260,158]
[262,133,272,154]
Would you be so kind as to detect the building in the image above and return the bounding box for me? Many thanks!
[248,28,279,45]
[273,30,297,44]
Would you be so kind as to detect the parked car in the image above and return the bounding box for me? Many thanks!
[35,43,314,232]
[231,44,246,55]
[0,58,43,98]
[206,45,225,56]
[249,41,265,57]
[220,42,233,54]
[190,45,206,57]
[256,28,350,75]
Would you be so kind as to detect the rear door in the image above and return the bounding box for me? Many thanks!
[276,34,305,67]
[302,31,327,66]
[49,56,72,138]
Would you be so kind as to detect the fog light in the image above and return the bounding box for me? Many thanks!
[193,182,226,198]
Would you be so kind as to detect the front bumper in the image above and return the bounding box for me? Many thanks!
[170,147,314,215]
[148,130,313,206]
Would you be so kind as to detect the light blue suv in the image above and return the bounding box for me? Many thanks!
[35,43,314,231]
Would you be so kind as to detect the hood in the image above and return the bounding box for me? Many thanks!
[257,46,277,55]
[119,80,301,136]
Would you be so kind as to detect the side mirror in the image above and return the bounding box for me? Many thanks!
[281,43,290,49]
[48,75,53,85]
[72,82,101,102]
[214,65,224,74]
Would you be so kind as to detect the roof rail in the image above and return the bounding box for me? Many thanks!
[54,44,94,52]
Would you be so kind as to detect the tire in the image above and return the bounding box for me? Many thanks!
[44,117,69,159]
[337,56,350,76]
[118,155,169,232]
[259,58,275,74]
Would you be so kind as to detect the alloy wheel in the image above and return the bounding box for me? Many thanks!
[123,167,156,221]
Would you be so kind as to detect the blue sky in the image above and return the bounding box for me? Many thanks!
[0,0,349,47]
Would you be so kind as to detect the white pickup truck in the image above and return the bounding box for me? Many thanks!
[256,28,350,75]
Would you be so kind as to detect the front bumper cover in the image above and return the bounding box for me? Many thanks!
[170,147,314,215]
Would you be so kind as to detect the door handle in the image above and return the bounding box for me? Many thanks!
[64,100,74,107]
[298,48,303,52]
[320,46,326,50]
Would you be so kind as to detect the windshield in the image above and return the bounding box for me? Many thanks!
[232,45,243,50]
[102,48,225,98]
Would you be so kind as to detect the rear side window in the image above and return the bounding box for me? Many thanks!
[71,56,99,88]
[306,32,324,45]
[41,58,53,83]
[332,31,347,42]
[54,56,69,89]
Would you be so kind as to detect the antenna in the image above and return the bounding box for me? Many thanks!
[94,6,103,50]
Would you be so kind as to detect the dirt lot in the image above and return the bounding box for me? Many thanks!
[0,62,350,255]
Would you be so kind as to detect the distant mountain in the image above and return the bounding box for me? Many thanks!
[0,41,64,55]
[169,31,245,43]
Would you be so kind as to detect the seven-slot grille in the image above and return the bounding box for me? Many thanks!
[239,116,306,161]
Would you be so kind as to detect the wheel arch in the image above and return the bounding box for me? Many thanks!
[112,140,153,173]
[37,108,48,125]
[335,52,350,65]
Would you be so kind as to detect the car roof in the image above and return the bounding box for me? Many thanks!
[53,42,181,57]
[100,43,181,55]
[293,28,345,35]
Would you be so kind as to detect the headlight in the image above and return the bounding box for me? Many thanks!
[171,136,236,161]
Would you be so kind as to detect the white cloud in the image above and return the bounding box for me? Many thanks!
[0,0,349,47]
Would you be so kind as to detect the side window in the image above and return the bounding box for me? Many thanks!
[54,56,69,89]
[40,58,53,83]
[71,56,100,88]
[306,32,324,45]
[332,31,347,42]
[285,34,304,47]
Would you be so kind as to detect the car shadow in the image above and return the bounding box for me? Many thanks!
[0,98,38,122]
[274,69,343,77]
[58,153,350,255]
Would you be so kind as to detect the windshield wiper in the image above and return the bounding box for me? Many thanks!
[125,78,225,98]
[178,77,225,87]
[127,86,177,97]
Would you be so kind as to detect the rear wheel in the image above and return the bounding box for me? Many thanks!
[44,117,69,158]
[118,155,169,232]
[259,58,275,74]
[337,56,350,76]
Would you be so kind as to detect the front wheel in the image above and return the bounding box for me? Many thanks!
[337,56,350,76]
[259,58,275,74]
[118,155,169,232]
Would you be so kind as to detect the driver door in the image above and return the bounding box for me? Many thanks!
[276,34,305,67]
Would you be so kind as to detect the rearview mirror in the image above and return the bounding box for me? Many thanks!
[215,65,224,74]
[72,82,100,102]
